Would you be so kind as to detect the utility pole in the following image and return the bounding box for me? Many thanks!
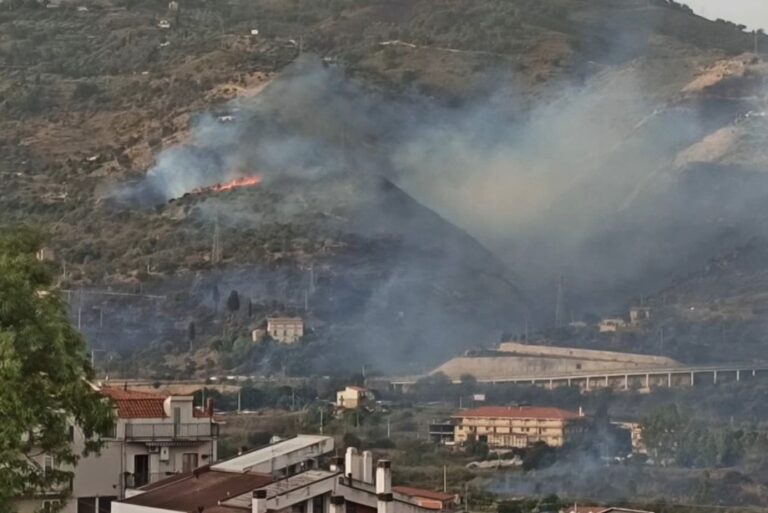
[524,314,529,342]
[297,0,304,56]
[320,407,324,435]
[387,416,391,438]
[755,30,759,55]
[443,464,447,493]
[237,389,242,413]
[554,275,564,328]
[211,214,223,265]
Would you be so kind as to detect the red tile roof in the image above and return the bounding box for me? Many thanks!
[394,486,455,502]
[100,387,211,419]
[453,406,583,420]
[99,387,168,419]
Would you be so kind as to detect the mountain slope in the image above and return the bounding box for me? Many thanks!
[2,0,768,375]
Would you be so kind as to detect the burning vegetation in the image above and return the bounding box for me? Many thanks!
[191,175,262,195]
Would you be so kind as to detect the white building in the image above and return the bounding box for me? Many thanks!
[598,318,628,333]
[15,387,218,513]
[113,440,456,513]
[267,317,304,344]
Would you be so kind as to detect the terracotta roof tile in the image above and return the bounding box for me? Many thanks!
[100,387,168,419]
[453,406,583,420]
[394,486,455,502]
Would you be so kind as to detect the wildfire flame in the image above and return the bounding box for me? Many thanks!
[193,176,262,195]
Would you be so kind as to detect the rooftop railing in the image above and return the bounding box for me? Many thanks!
[124,422,218,440]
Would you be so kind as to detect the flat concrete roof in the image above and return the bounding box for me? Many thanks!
[223,470,339,509]
[211,435,333,473]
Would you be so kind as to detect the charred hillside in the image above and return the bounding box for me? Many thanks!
[78,171,526,376]
[3,0,768,375]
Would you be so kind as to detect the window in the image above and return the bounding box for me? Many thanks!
[98,496,117,513]
[182,453,199,473]
[133,454,149,487]
[77,497,97,513]
[42,455,55,478]
[313,494,325,513]
[42,500,60,513]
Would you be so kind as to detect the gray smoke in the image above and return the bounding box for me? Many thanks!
[116,51,768,325]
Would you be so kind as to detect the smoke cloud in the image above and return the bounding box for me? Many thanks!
[112,46,768,355]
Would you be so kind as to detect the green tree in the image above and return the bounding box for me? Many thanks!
[0,228,114,511]
[226,290,240,312]
[642,404,687,465]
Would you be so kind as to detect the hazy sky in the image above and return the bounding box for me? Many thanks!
[685,0,768,31]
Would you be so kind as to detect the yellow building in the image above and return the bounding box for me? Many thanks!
[336,386,373,409]
[267,317,304,344]
[453,406,586,448]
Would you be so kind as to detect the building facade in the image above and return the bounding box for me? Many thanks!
[336,386,373,409]
[629,306,651,325]
[428,419,457,446]
[598,318,628,333]
[452,406,586,449]
[15,387,218,513]
[267,317,304,344]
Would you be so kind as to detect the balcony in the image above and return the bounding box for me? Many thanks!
[124,422,218,441]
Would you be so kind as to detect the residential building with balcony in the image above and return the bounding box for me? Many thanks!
[14,387,218,513]
[428,419,456,446]
[452,406,586,449]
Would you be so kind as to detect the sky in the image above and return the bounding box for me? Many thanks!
[684,0,768,31]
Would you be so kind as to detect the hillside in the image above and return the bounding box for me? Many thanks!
[3,0,768,375]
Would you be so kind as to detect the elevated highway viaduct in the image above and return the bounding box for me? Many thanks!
[388,363,768,393]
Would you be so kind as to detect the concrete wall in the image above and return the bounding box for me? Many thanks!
[112,503,180,513]
[433,344,680,381]
[497,342,679,366]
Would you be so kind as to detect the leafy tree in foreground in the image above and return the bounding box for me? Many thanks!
[0,228,114,511]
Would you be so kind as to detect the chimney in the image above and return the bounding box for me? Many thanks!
[330,456,345,473]
[207,398,214,418]
[345,447,362,481]
[376,461,393,513]
[362,451,374,484]
[252,490,267,513]
[330,495,346,513]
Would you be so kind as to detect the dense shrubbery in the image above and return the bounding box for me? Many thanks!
[643,403,768,469]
